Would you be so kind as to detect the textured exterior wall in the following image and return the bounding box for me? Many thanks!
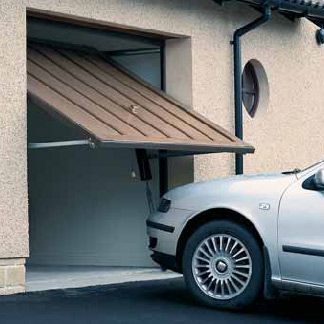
[0,1,28,259]
[2,0,324,262]
[242,13,324,174]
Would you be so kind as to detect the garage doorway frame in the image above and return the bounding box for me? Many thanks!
[26,8,175,198]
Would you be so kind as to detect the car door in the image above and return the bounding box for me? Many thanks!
[278,169,324,286]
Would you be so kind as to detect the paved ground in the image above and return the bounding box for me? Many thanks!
[26,266,180,292]
[1,277,324,324]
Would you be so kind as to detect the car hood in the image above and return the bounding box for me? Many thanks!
[164,172,297,211]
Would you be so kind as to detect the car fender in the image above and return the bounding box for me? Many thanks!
[177,202,281,282]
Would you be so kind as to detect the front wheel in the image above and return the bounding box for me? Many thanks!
[182,220,263,310]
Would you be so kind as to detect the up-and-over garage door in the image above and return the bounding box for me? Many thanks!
[27,43,254,155]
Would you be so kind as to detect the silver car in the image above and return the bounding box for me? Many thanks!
[147,160,324,310]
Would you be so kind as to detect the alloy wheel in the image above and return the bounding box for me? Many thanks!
[192,234,252,300]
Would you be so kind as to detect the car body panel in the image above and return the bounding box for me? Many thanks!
[279,165,324,286]
[148,172,297,281]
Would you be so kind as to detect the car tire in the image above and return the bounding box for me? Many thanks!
[182,220,263,310]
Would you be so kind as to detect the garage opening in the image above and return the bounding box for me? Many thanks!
[26,14,253,292]
[26,16,173,291]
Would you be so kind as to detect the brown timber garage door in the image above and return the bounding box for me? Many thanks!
[27,43,254,155]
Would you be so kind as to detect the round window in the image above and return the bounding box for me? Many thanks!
[242,60,269,118]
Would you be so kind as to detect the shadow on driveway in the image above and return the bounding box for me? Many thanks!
[1,277,324,323]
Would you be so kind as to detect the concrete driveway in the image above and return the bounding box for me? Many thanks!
[1,277,324,324]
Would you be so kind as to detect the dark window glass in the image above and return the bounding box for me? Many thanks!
[242,62,259,118]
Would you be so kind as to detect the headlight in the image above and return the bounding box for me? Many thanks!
[158,198,171,213]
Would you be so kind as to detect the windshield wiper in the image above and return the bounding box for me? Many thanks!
[282,168,301,175]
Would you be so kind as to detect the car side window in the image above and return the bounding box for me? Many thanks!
[302,175,320,191]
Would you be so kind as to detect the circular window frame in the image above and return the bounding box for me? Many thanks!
[242,59,269,118]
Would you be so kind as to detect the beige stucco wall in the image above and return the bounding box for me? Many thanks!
[0,1,28,259]
[1,0,324,261]
[242,14,324,174]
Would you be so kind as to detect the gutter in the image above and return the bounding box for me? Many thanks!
[232,6,271,174]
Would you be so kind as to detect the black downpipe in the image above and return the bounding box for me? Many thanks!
[233,6,271,174]
[159,42,168,197]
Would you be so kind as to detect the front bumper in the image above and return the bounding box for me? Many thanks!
[146,208,195,257]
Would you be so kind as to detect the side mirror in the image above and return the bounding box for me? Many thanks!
[314,169,324,190]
